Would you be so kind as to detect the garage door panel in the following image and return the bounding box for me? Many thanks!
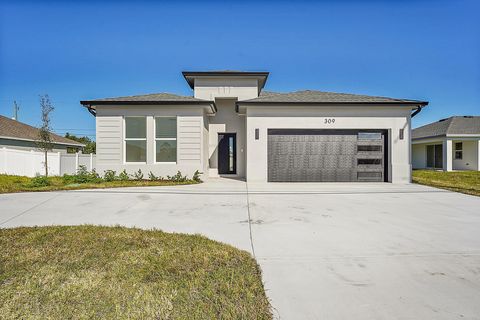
[269,142,289,155]
[307,155,322,168]
[293,143,307,155]
[268,129,386,182]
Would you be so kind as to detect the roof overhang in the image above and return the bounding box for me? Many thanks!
[413,134,480,142]
[182,71,269,91]
[80,100,217,115]
[235,101,429,113]
[0,135,85,147]
[412,135,446,142]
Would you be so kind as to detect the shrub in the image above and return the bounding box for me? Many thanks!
[133,169,144,181]
[148,171,161,181]
[118,170,129,181]
[77,165,88,176]
[62,165,101,184]
[167,171,188,182]
[103,170,116,182]
[29,175,50,187]
[192,170,203,183]
[75,165,101,183]
[90,170,101,182]
[148,171,156,180]
[62,174,75,184]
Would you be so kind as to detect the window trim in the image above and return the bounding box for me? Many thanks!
[154,116,178,164]
[123,116,147,164]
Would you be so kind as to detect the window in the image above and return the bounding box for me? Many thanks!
[455,142,463,160]
[357,158,382,165]
[357,171,382,180]
[155,117,177,162]
[125,117,146,163]
[358,132,382,140]
[358,145,382,152]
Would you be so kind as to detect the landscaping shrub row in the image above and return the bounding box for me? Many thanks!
[29,165,202,187]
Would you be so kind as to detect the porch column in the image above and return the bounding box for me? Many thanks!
[443,139,452,171]
[477,139,480,171]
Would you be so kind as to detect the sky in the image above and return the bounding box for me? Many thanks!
[0,0,479,140]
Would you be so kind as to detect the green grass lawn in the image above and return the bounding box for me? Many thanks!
[0,174,198,194]
[0,226,271,319]
[412,170,480,196]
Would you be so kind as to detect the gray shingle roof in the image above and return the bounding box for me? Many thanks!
[80,92,217,113]
[82,92,207,103]
[239,90,428,105]
[0,115,85,146]
[412,116,480,140]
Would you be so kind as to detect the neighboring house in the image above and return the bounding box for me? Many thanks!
[0,115,85,153]
[412,116,480,171]
[80,70,428,183]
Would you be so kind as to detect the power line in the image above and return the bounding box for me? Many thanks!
[53,128,95,130]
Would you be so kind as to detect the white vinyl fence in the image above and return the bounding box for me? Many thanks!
[0,147,96,177]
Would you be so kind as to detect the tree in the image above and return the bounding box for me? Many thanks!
[64,133,96,154]
[36,95,55,177]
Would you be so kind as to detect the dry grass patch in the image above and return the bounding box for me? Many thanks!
[0,226,271,319]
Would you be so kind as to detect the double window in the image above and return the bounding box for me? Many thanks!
[124,116,177,163]
[155,117,177,163]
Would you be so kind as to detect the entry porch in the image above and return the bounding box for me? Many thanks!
[412,138,480,171]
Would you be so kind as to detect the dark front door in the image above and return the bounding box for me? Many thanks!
[218,133,236,174]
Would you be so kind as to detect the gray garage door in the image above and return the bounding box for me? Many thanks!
[268,129,387,182]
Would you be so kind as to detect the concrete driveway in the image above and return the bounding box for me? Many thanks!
[1,179,480,319]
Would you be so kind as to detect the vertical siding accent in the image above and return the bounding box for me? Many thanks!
[96,116,122,165]
[178,116,202,163]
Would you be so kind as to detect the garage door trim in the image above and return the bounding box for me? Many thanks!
[267,129,389,182]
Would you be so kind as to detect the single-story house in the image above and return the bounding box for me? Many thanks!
[0,115,85,153]
[412,116,480,171]
[80,70,428,183]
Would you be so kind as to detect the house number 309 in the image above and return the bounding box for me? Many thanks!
[324,118,335,124]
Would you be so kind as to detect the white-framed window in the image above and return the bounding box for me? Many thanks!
[124,116,147,163]
[154,117,177,163]
[455,142,463,160]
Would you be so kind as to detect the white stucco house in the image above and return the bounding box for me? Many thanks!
[412,116,480,171]
[80,70,428,183]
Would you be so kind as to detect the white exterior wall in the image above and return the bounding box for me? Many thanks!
[194,78,259,101]
[412,144,426,169]
[452,140,479,171]
[245,105,413,184]
[202,114,210,175]
[95,105,206,178]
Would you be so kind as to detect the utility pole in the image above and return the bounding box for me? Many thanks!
[12,101,19,121]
